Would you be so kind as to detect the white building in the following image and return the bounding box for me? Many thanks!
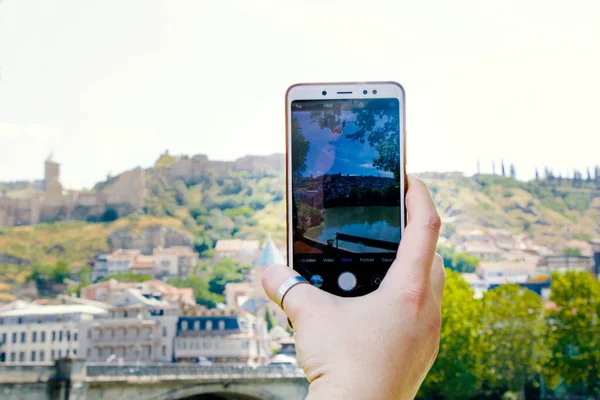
[0,303,107,363]
[173,314,271,365]
[79,288,178,363]
[153,246,198,278]
[476,261,538,283]
[213,239,260,265]
[93,249,141,280]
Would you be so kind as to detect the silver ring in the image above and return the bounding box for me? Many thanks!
[276,276,309,310]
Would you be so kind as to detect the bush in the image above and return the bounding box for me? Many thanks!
[99,207,119,222]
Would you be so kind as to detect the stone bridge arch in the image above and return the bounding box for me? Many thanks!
[163,382,283,400]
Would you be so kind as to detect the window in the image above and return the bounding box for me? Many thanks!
[59,331,63,342]
[17,317,22,324]
[87,349,91,358]
[20,332,26,343]
[51,350,55,360]
[74,332,78,341]
[40,351,45,362]
[12,332,16,344]
[32,331,37,343]
[218,320,225,330]
[31,351,36,361]
[10,352,15,362]
[58,350,62,358]
[182,320,188,330]
[87,330,91,339]
[162,326,167,337]
[1,333,6,344]
[162,346,166,356]
[66,331,71,342]
[41,331,46,343]
[206,320,212,330]
[194,321,200,330]
[19,351,24,362]
[73,349,77,355]
[52,331,56,342]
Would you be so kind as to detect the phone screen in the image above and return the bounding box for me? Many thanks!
[289,97,403,294]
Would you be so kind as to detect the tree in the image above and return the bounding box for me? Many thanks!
[453,252,480,273]
[265,306,278,331]
[563,247,582,256]
[189,204,209,220]
[53,262,71,283]
[480,285,545,397]
[587,168,592,182]
[501,159,506,177]
[100,207,119,222]
[291,117,310,178]
[310,107,401,179]
[510,164,516,179]
[99,272,153,283]
[437,245,480,273]
[208,258,248,295]
[167,276,223,309]
[174,180,189,205]
[78,265,93,284]
[545,272,600,396]
[535,168,540,181]
[420,271,485,399]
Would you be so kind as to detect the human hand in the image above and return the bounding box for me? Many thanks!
[262,175,445,400]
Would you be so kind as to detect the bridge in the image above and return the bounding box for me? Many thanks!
[0,359,309,400]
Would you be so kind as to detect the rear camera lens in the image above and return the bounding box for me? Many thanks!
[363,90,368,95]
[372,90,378,95]
[322,90,327,96]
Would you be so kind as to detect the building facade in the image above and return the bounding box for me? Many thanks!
[153,246,198,277]
[173,314,270,365]
[213,239,261,265]
[0,303,106,363]
[80,289,178,363]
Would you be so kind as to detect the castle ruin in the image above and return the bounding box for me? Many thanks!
[0,155,145,227]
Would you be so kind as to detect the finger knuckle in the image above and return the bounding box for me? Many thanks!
[402,284,429,309]
[426,213,442,234]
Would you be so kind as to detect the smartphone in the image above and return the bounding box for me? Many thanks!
[285,82,406,297]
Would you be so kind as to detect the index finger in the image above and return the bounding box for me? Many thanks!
[382,175,441,290]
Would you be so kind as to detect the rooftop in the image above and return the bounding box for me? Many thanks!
[253,236,285,267]
[0,304,107,317]
[478,261,538,271]
[153,246,196,255]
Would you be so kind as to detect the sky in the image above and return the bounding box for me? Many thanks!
[1,0,599,189]
[294,110,396,178]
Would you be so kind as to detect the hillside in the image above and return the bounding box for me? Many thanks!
[1,155,598,267]
[423,173,600,247]
[1,154,599,302]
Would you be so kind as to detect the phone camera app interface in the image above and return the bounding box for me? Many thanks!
[291,98,402,269]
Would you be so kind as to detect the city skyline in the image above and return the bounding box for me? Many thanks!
[1,1,600,188]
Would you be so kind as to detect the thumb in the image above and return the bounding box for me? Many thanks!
[262,265,329,325]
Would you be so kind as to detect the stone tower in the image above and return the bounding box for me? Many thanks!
[44,153,64,200]
[44,153,60,191]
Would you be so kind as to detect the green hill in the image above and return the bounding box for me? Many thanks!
[424,173,600,247]
[1,154,599,302]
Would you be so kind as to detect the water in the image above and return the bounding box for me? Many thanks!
[307,206,400,253]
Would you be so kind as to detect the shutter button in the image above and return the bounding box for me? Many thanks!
[337,272,357,291]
